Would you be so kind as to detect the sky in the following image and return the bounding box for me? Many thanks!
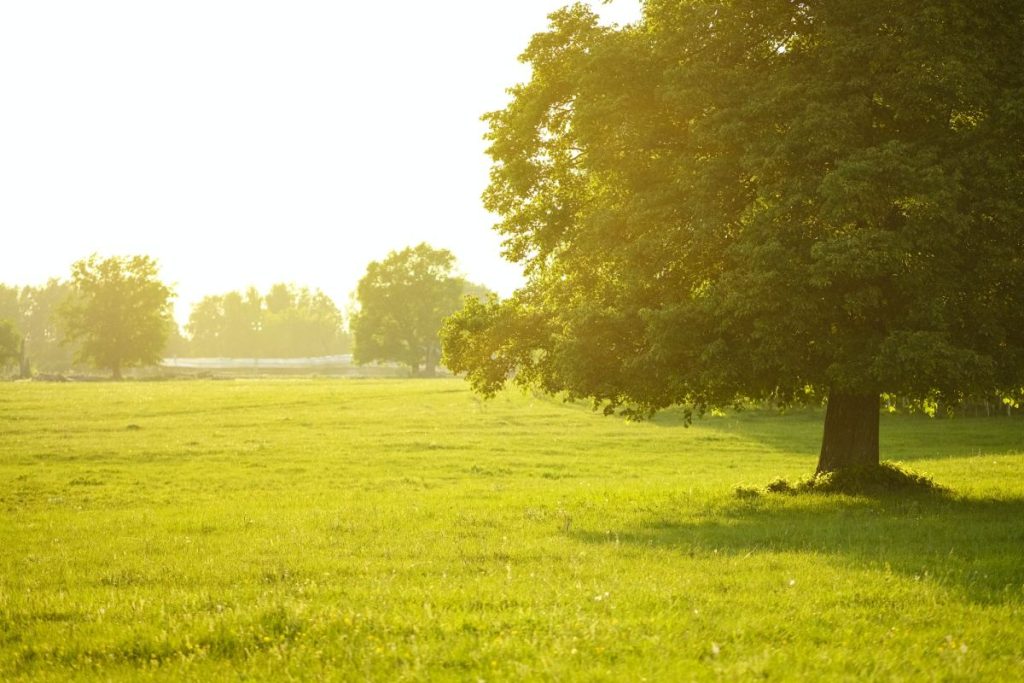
[0,0,641,325]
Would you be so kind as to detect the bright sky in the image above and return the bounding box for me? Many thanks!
[0,1,640,325]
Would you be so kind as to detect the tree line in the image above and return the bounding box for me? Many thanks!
[0,244,488,378]
[186,284,349,360]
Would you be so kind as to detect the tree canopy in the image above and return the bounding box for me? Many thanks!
[186,284,348,358]
[353,243,488,376]
[0,319,21,373]
[58,255,175,379]
[442,1,1024,473]
[0,280,76,373]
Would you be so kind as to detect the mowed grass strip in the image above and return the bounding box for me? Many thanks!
[1,379,1022,681]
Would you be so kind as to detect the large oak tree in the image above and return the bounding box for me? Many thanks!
[442,1,1024,474]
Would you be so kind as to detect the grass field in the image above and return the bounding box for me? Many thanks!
[2,378,1023,681]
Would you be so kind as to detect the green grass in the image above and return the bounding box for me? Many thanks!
[1,379,1022,681]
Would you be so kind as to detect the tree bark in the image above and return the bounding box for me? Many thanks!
[816,391,880,474]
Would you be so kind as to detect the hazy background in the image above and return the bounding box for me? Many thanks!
[0,1,640,324]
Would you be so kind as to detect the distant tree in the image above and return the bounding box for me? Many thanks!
[0,320,21,374]
[185,296,224,357]
[58,255,175,379]
[0,286,19,327]
[187,289,261,357]
[164,319,191,358]
[187,284,347,358]
[352,244,471,376]
[0,280,78,374]
[262,286,347,357]
[0,287,23,376]
[20,280,76,372]
[264,283,295,316]
[441,3,1024,477]
[220,289,263,357]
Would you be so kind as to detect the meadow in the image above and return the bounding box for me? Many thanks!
[1,378,1022,681]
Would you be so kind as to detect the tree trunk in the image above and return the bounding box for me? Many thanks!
[816,391,880,474]
[112,360,123,381]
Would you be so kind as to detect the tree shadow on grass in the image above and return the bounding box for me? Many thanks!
[575,494,1024,605]
[650,407,1024,464]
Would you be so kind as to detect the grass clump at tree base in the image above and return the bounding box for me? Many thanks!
[737,462,948,498]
